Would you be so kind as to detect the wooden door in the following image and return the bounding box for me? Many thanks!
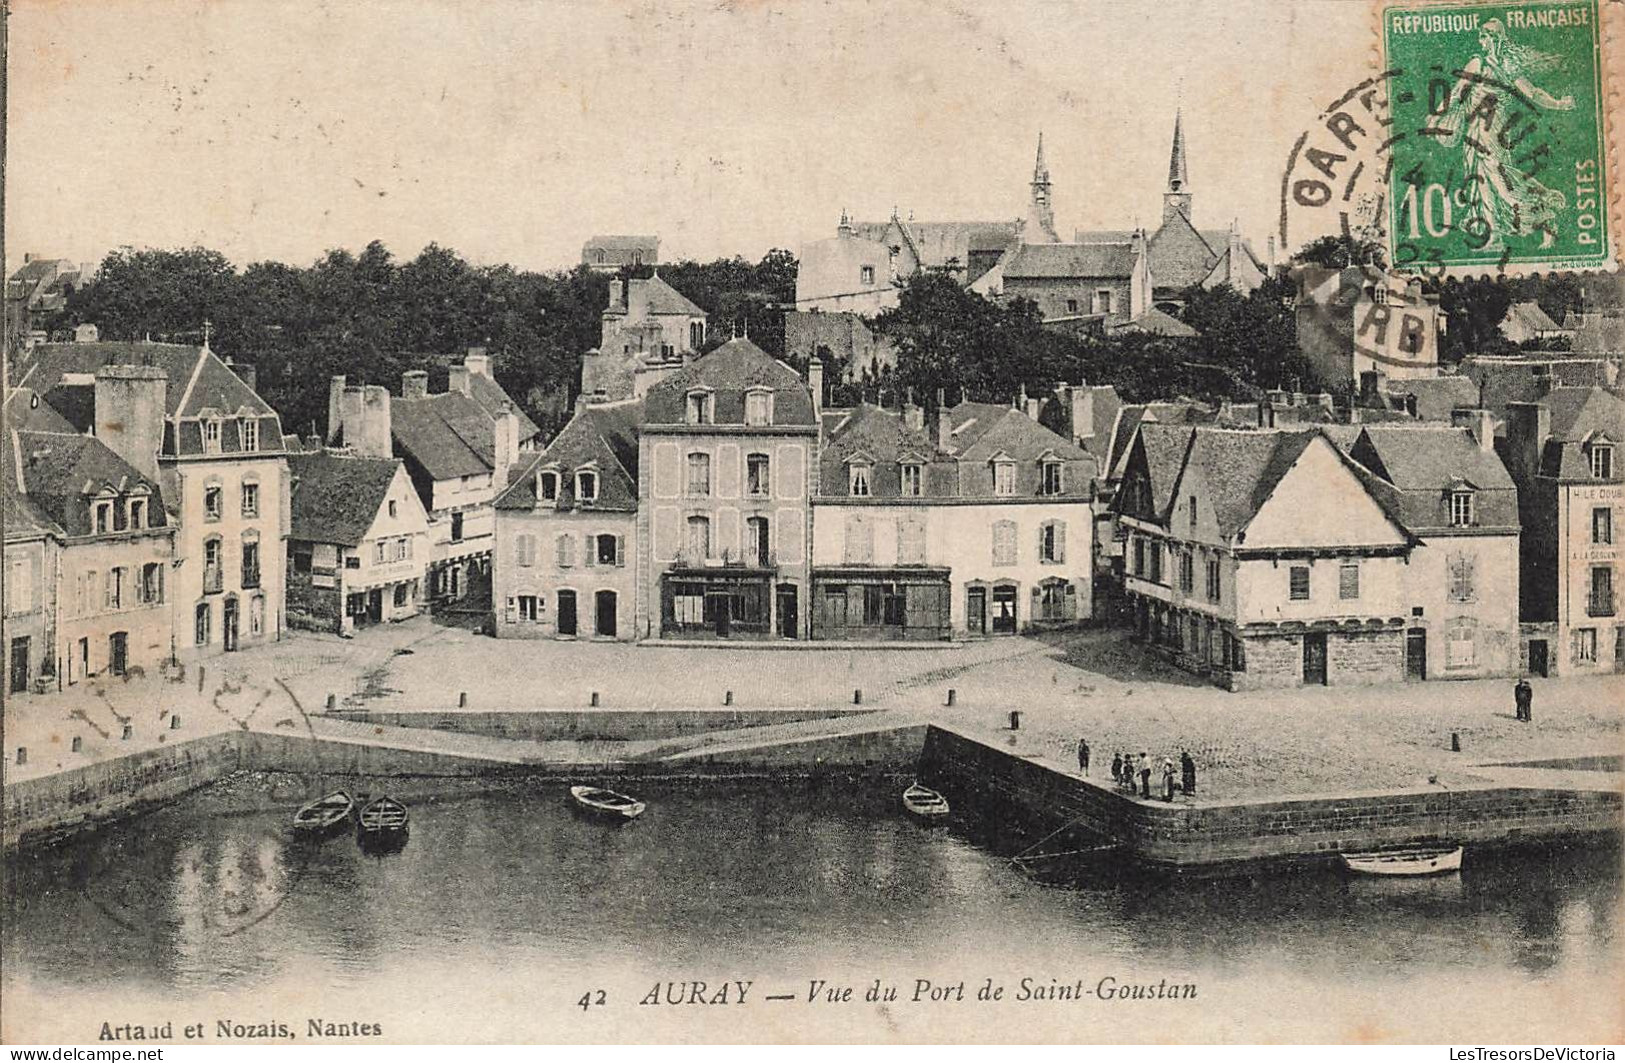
[557,590,577,636]
[595,590,617,638]
[1405,628,1427,681]
[1303,632,1328,685]
[8,637,29,694]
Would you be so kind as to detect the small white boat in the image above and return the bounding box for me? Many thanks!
[569,785,646,822]
[902,783,950,821]
[1341,845,1463,876]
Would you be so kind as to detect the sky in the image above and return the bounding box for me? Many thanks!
[5,0,1372,275]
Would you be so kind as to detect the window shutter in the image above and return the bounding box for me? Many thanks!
[1056,521,1066,563]
[584,533,595,567]
[1037,524,1045,560]
[156,564,165,604]
[616,534,626,567]
[556,536,568,567]
[104,571,113,609]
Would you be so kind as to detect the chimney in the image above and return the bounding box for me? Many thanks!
[904,388,924,431]
[74,322,100,343]
[1533,366,1554,397]
[808,358,824,417]
[449,364,471,395]
[1451,407,1495,453]
[402,370,429,400]
[93,364,167,483]
[465,348,491,377]
[1359,369,1384,404]
[492,405,519,491]
[1504,402,1551,482]
[342,385,393,459]
[1025,395,1042,422]
[1266,388,1288,408]
[326,375,346,444]
[609,279,623,309]
[225,359,257,394]
[936,389,952,452]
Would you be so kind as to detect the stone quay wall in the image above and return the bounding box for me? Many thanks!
[332,707,875,743]
[919,725,1621,869]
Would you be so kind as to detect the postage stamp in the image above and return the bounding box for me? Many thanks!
[1380,0,1617,275]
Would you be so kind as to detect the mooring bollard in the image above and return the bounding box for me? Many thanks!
[853,688,862,705]
[1009,709,1022,730]
[171,714,182,730]
[1451,732,1461,752]
[121,723,133,740]
[15,747,27,766]
[71,736,83,753]
[197,666,205,692]
[724,690,734,706]
[458,691,469,708]
[946,689,957,706]
[590,691,600,707]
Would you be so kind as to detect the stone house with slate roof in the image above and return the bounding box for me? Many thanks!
[5,255,81,355]
[285,448,431,635]
[2,430,61,695]
[493,399,641,640]
[638,337,818,640]
[581,235,659,274]
[812,398,1095,640]
[582,275,709,402]
[16,341,289,661]
[1503,387,1625,677]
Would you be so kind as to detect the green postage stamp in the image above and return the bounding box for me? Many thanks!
[1382,0,1615,275]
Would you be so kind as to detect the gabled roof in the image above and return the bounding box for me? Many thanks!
[2,386,79,433]
[1504,301,1563,334]
[1380,375,1480,421]
[496,399,642,512]
[636,273,705,317]
[1110,307,1197,337]
[1,433,63,542]
[949,404,1091,469]
[1346,426,1519,531]
[287,450,407,547]
[390,390,493,480]
[642,338,816,426]
[1001,241,1135,280]
[850,219,1020,271]
[20,342,278,423]
[8,429,169,537]
[1545,385,1625,441]
[460,370,541,443]
[583,235,659,251]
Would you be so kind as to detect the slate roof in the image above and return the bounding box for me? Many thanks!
[461,370,541,443]
[1566,312,1625,354]
[2,386,79,433]
[851,220,1020,271]
[1380,375,1481,421]
[1,433,62,541]
[1075,229,1137,244]
[1111,307,1197,337]
[9,429,170,538]
[390,390,494,480]
[1346,426,1519,531]
[1504,301,1563,335]
[1531,387,1625,481]
[1001,241,1135,279]
[630,273,705,317]
[287,450,404,547]
[642,338,816,427]
[818,404,953,498]
[583,235,660,251]
[496,399,642,512]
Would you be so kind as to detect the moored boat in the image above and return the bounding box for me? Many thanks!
[568,785,646,822]
[356,796,410,839]
[1341,845,1463,876]
[902,783,950,821]
[292,790,355,838]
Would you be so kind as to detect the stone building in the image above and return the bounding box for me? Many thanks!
[1503,387,1625,676]
[285,448,432,635]
[581,275,708,402]
[1295,265,1444,390]
[581,235,659,273]
[782,310,897,385]
[493,399,641,640]
[5,255,81,356]
[637,337,818,640]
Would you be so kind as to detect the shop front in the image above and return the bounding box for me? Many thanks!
[811,567,952,641]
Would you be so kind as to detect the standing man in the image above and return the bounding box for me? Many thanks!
[1120,753,1135,791]
[1077,737,1091,776]
[1111,751,1123,785]
[1181,750,1197,795]
[1138,757,1152,799]
[1515,676,1534,722]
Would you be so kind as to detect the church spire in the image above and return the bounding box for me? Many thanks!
[1026,131,1059,243]
[1033,131,1049,185]
[1163,111,1193,226]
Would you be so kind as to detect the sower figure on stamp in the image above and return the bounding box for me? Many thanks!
[1515,676,1534,723]
[1077,738,1090,776]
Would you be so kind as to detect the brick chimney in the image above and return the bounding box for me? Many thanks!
[1451,407,1495,453]
[94,364,167,483]
[402,370,429,400]
[326,375,346,444]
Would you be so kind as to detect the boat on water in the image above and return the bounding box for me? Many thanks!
[292,790,355,838]
[568,785,646,822]
[902,783,950,821]
[356,796,410,839]
[1341,845,1463,876]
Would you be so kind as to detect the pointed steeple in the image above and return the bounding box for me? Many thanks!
[1162,111,1193,227]
[1033,131,1049,185]
[1025,131,1059,243]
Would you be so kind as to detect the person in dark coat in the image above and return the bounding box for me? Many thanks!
[1161,758,1177,802]
[1138,763,1152,799]
[1120,754,1134,790]
[1181,750,1196,795]
[1110,752,1123,784]
[1077,738,1091,775]
[1514,677,1533,722]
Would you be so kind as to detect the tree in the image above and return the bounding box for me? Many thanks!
[1293,234,1386,269]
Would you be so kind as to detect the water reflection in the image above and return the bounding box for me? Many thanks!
[2,776,1617,997]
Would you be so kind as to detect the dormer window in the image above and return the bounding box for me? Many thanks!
[899,462,922,497]
[686,390,714,425]
[1591,443,1615,479]
[576,471,598,503]
[1040,459,1064,496]
[993,459,1015,497]
[1450,489,1475,527]
[241,418,259,452]
[849,461,872,497]
[94,500,114,535]
[204,418,222,454]
[538,471,559,502]
[128,498,146,530]
[744,388,773,427]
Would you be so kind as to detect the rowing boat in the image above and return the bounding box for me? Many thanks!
[569,785,646,822]
[1341,846,1463,876]
[902,783,950,821]
[292,790,354,838]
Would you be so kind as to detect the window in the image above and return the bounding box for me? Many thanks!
[203,538,223,593]
[539,472,559,502]
[1149,542,1163,584]
[516,534,536,567]
[105,568,124,610]
[843,514,873,564]
[78,570,94,616]
[128,498,146,530]
[1589,566,1615,616]
[744,389,773,427]
[1590,444,1614,479]
[241,481,259,518]
[1066,299,1079,314]
[992,520,1017,566]
[686,453,711,497]
[596,533,619,566]
[1038,578,1075,622]
[848,462,871,497]
[450,511,464,542]
[394,537,410,561]
[1339,562,1360,600]
[388,499,398,518]
[140,562,163,605]
[394,583,409,608]
[1041,521,1066,564]
[689,321,705,349]
[249,595,265,637]
[293,545,313,574]
[898,516,926,565]
[374,540,388,564]
[518,595,539,622]
[899,463,922,497]
[94,501,113,535]
[745,517,770,566]
[577,471,598,502]
[860,265,875,286]
[1572,627,1598,663]
[993,461,1015,497]
[1188,494,1198,531]
[3,557,32,615]
[685,515,711,560]
[1177,549,1193,591]
[1289,566,1310,600]
[556,534,576,568]
[1448,555,1475,602]
[1040,461,1064,496]
[241,538,261,589]
[241,418,259,452]
[685,391,713,425]
[1450,490,1474,527]
[195,602,212,646]
[204,419,222,454]
[1132,537,1146,578]
[1094,288,1113,315]
[204,484,223,522]
[1446,625,1476,669]
[1206,557,1221,602]
[1594,506,1614,545]
[747,453,770,497]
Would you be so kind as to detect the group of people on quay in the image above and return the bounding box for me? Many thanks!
[1075,740,1196,802]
